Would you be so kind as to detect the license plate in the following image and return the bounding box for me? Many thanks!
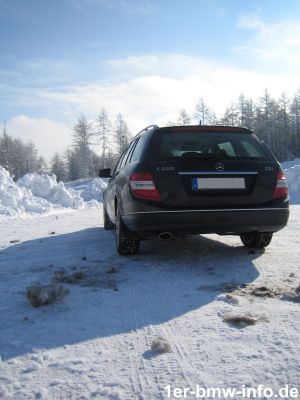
[192,177,245,190]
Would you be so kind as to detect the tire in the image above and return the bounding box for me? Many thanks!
[115,206,140,255]
[240,232,273,249]
[103,205,114,230]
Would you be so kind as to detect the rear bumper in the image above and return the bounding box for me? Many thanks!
[122,207,289,238]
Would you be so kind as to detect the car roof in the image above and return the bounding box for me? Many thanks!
[158,125,253,134]
[134,124,159,138]
[134,125,254,139]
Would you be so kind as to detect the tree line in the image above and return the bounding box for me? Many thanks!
[0,109,131,181]
[0,123,46,179]
[1,89,300,181]
[51,110,131,182]
[175,89,300,162]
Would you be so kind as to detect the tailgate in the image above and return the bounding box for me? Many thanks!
[149,159,279,208]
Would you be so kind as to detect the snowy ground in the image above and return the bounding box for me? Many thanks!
[0,205,299,399]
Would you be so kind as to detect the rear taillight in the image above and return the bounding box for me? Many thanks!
[130,173,161,201]
[273,170,289,199]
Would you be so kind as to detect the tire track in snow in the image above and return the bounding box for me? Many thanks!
[118,267,161,399]
[123,261,201,397]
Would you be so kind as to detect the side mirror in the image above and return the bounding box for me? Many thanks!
[99,168,111,178]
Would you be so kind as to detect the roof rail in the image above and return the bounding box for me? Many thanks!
[135,124,159,138]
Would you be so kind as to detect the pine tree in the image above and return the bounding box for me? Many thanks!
[24,141,39,172]
[72,116,95,178]
[51,153,67,182]
[63,150,75,181]
[255,89,275,149]
[277,93,292,160]
[96,108,112,168]
[290,90,300,156]
[0,123,14,172]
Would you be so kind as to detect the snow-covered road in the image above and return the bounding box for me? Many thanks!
[0,206,299,399]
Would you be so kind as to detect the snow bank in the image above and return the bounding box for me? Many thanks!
[0,167,107,218]
[282,158,300,170]
[283,159,300,204]
[18,173,84,209]
[65,178,107,202]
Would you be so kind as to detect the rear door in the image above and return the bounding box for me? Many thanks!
[146,127,279,209]
[105,139,138,221]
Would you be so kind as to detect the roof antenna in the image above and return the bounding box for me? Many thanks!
[199,120,202,126]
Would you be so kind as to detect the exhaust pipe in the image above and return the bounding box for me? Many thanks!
[158,232,173,240]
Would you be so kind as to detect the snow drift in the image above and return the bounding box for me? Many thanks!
[0,167,107,218]
[18,173,84,209]
[65,178,107,202]
[282,160,300,204]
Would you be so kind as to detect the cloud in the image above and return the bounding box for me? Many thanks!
[6,116,72,161]
[4,53,300,159]
[235,14,300,69]
[104,54,212,79]
[35,54,299,120]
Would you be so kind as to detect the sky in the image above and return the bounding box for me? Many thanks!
[1,0,300,160]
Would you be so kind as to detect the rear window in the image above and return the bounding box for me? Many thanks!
[154,131,270,160]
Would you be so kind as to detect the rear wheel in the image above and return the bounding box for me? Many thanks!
[103,205,114,230]
[240,232,273,248]
[116,206,140,255]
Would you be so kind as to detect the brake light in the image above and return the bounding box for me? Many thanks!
[130,173,161,201]
[273,170,289,199]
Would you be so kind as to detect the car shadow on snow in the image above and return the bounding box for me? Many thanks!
[0,227,261,360]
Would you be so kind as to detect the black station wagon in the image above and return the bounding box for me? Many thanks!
[100,125,289,255]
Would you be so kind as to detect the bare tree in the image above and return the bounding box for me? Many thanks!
[114,114,130,156]
[237,95,255,130]
[220,103,239,126]
[177,109,191,125]
[194,98,213,125]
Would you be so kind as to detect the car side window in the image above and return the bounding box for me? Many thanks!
[123,139,138,166]
[130,136,145,163]
[114,150,127,175]
[119,140,137,170]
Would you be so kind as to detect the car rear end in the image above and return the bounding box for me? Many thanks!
[122,126,289,238]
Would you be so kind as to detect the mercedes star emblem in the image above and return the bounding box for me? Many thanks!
[215,162,224,171]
